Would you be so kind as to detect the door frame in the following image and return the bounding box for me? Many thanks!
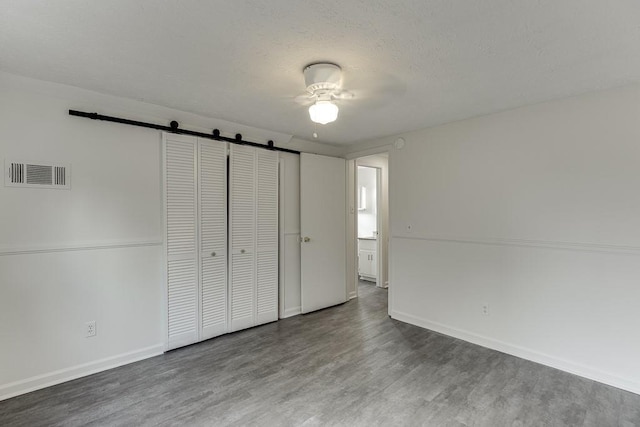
[346,146,391,313]
[355,164,382,286]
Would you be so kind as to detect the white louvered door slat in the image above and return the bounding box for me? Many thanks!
[165,133,281,350]
[229,145,256,332]
[165,135,199,350]
[199,139,228,340]
[256,150,279,325]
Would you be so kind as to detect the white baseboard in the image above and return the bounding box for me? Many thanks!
[0,344,164,401]
[282,306,302,318]
[391,310,640,396]
[348,291,357,300]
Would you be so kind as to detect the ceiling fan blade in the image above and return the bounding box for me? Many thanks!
[332,89,354,100]
[294,93,315,105]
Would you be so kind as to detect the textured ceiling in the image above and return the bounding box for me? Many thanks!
[1,1,639,145]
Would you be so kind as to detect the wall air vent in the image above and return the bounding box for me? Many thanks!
[5,160,70,189]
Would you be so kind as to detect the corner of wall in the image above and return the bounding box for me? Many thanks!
[284,137,348,158]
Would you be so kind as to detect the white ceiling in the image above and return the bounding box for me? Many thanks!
[1,1,639,145]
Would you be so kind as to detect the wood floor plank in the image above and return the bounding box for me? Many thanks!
[1,282,638,426]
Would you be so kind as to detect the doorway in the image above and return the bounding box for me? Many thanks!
[356,165,380,285]
[349,153,389,300]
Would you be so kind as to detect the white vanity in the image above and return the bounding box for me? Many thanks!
[358,237,377,282]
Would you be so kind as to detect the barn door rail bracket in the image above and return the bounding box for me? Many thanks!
[68,109,300,154]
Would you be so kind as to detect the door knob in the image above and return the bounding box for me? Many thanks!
[303,237,311,243]
[211,251,216,257]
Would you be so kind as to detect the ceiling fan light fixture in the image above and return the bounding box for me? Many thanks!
[309,100,339,125]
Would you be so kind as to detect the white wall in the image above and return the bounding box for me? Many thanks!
[281,137,346,158]
[0,73,166,400]
[0,71,321,400]
[380,83,640,394]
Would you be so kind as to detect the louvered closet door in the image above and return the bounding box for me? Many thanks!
[199,139,228,340]
[229,145,256,332]
[256,150,279,325]
[165,134,199,350]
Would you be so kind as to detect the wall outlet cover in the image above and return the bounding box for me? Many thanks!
[85,321,97,337]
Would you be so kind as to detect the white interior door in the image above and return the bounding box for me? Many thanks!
[300,153,346,313]
[165,134,199,350]
[256,149,279,325]
[199,138,228,340]
[229,144,256,331]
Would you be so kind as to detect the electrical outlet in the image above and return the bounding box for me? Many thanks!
[482,304,490,316]
[85,321,96,337]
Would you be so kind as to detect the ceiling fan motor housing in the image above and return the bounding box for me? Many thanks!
[304,63,342,94]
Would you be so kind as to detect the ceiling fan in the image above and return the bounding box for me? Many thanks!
[296,63,354,125]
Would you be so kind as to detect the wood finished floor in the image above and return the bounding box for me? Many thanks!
[1,282,639,426]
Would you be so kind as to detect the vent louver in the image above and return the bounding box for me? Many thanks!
[10,162,24,184]
[54,166,66,186]
[5,160,70,189]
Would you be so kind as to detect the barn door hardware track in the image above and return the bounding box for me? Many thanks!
[69,110,300,154]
